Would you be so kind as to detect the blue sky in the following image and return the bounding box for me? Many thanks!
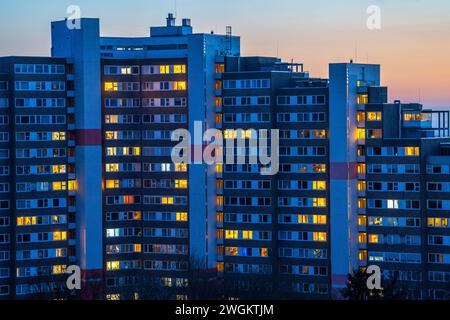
[1,0,450,107]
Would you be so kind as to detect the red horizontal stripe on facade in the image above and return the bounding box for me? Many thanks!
[330,162,358,180]
[76,129,102,146]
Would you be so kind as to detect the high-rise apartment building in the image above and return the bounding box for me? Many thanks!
[0,15,448,300]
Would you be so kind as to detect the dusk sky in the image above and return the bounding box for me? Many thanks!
[1,0,449,107]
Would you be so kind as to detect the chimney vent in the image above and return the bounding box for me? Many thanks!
[166,13,176,27]
[182,18,191,27]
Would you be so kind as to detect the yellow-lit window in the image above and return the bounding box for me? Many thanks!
[52,165,66,174]
[216,164,223,174]
[358,181,366,191]
[216,113,222,125]
[216,180,224,190]
[106,180,119,189]
[107,148,117,156]
[215,97,222,108]
[162,197,174,205]
[312,181,326,190]
[215,80,222,90]
[134,211,142,221]
[224,130,237,139]
[313,232,327,242]
[134,244,142,253]
[313,215,327,225]
[260,248,269,257]
[104,82,118,91]
[357,94,369,105]
[106,164,119,172]
[120,67,131,75]
[369,234,379,244]
[68,180,77,191]
[173,65,186,74]
[357,111,366,122]
[242,231,253,240]
[313,164,326,173]
[174,81,187,91]
[313,198,327,207]
[53,181,67,191]
[56,248,65,257]
[17,217,36,226]
[216,196,224,206]
[217,229,224,239]
[367,112,382,121]
[175,180,188,189]
[367,129,382,139]
[358,198,366,209]
[358,232,367,244]
[105,115,119,124]
[405,147,420,156]
[226,247,238,256]
[217,262,225,272]
[53,265,67,275]
[225,230,238,239]
[105,131,118,140]
[53,231,67,241]
[217,212,224,223]
[357,163,366,174]
[358,215,367,226]
[175,164,188,172]
[107,261,120,271]
[160,65,170,74]
[176,212,188,222]
[215,64,225,74]
[356,128,366,140]
[107,294,121,300]
[298,215,309,224]
[359,250,368,261]
[52,132,66,141]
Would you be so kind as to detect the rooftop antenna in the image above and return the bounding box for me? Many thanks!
[174,0,178,18]
[226,26,232,55]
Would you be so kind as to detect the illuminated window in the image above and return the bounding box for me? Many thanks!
[313,198,327,207]
[175,164,188,172]
[176,212,188,222]
[260,248,269,257]
[358,198,366,209]
[356,128,366,140]
[215,80,222,90]
[224,130,237,139]
[358,181,366,191]
[357,94,369,105]
[357,163,366,174]
[367,112,382,121]
[175,180,188,189]
[107,261,120,271]
[173,65,186,74]
[216,114,222,125]
[56,248,65,257]
[242,231,253,240]
[134,244,142,253]
[215,97,222,108]
[369,234,379,244]
[53,265,66,275]
[313,164,326,173]
[106,164,119,172]
[174,81,187,91]
[387,200,399,209]
[359,250,368,261]
[405,147,420,156]
[106,180,119,189]
[215,64,225,74]
[162,197,174,205]
[216,196,224,206]
[298,215,309,224]
[105,115,119,124]
[52,132,66,141]
[357,111,366,122]
[216,212,224,223]
[358,215,367,226]
[134,211,142,220]
[53,231,67,241]
[217,262,224,272]
[53,165,66,174]
[367,129,382,139]
[216,164,223,174]
[68,180,77,191]
[216,180,223,190]
[313,215,327,225]
[312,181,326,190]
[313,232,327,242]
[104,82,118,91]
[160,65,170,74]
[105,131,118,140]
[226,247,238,256]
[17,216,36,226]
[107,148,117,156]
[225,230,238,239]
[428,218,449,227]
[53,181,67,191]
[358,233,367,244]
